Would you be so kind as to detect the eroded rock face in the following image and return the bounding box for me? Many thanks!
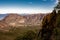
[0,21,9,31]
[25,14,45,26]
[1,14,45,27]
[3,14,26,27]
[0,13,45,31]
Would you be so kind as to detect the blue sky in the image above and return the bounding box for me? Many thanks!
[0,0,57,14]
[0,0,56,8]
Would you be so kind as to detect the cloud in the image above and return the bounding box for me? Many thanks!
[56,0,58,4]
[0,7,53,14]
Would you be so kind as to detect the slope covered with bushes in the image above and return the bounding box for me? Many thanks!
[38,10,60,40]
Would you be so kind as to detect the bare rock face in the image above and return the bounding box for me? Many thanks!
[0,21,9,31]
[24,14,45,26]
[1,14,45,27]
[3,14,26,27]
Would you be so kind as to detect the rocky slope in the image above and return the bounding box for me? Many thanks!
[0,21,9,31]
[0,14,45,28]
[38,10,60,40]
[0,13,45,40]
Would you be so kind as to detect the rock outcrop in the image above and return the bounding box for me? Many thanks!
[0,13,45,31]
[38,10,59,40]
[0,21,9,31]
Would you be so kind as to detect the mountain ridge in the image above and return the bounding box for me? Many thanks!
[0,13,45,31]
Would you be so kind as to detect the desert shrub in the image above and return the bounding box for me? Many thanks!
[15,30,36,40]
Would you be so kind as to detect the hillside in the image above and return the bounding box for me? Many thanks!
[0,13,45,40]
[38,10,60,40]
[0,13,45,32]
[0,11,60,40]
[0,14,45,27]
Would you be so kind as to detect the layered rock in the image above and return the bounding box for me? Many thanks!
[3,14,26,27]
[1,14,45,27]
[0,21,9,31]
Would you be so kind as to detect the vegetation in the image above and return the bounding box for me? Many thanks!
[56,14,60,40]
[0,11,60,40]
[37,11,60,40]
[15,30,37,40]
[0,26,41,40]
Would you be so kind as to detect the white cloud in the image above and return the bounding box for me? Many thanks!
[56,0,58,4]
[0,8,52,14]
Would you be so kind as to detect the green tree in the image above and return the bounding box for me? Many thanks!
[15,30,36,40]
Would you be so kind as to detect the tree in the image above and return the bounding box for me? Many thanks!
[15,30,36,40]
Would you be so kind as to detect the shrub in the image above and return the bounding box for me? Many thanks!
[15,30,36,40]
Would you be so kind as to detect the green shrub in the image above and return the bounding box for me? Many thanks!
[15,30,36,40]
[55,14,60,40]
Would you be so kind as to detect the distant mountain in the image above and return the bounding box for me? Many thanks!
[0,13,45,31]
[0,14,8,20]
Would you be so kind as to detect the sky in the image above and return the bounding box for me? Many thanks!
[0,14,8,20]
[0,0,58,14]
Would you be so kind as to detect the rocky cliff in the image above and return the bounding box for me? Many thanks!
[38,10,60,40]
[0,14,45,29]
